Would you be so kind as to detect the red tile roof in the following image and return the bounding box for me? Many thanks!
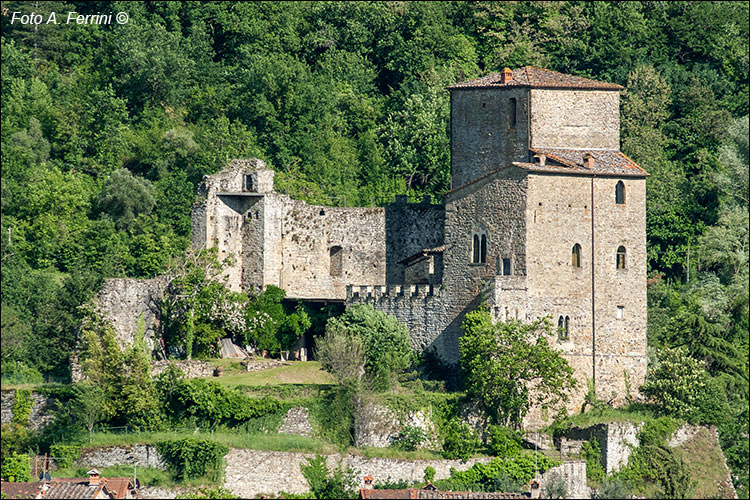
[448,67,623,90]
[1,482,44,499]
[519,148,648,177]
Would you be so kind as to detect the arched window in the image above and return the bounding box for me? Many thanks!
[329,246,343,277]
[480,234,487,263]
[472,235,480,263]
[572,244,582,268]
[615,181,625,204]
[616,246,626,269]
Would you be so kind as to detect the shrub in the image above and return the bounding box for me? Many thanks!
[11,389,33,425]
[592,478,632,499]
[392,425,426,451]
[581,438,605,482]
[442,419,480,460]
[424,466,436,483]
[49,444,81,469]
[300,455,357,499]
[437,454,560,492]
[486,425,522,458]
[157,438,229,480]
[1,452,31,482]
[542,472,568,499]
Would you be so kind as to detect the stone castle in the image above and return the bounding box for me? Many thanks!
[191,67,648,423]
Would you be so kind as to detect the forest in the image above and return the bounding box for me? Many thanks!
[0,1,748,496]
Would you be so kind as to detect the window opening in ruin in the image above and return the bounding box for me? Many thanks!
[480,234,487,263]
[564,316,570,338]
[558,316,569,341]
[572,243,582,268]
[616,306,624,319]
[616,246,626,269]
[509,98,517,128]
[472,234,480,263]
[615,181,625,204]
[319,209,325,216]
[502,258,512,276]
[245,174,254,192]
[329,246,343,277]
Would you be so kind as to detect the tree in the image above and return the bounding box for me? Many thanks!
[97,169,156,230]
[459,308,577,427]
[324,304,412,391]
[70,382,108,442]
[316,324,365,384]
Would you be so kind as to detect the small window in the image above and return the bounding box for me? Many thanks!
[572,244,582,268]
[329,246,343,277]
[615,181,625,204]
[558,316,569,341]
[472,235,480,263]
[502,258,512,276]
[245,174,254,192]
[480,235,487,264]
[616,246,626,269]
[509,98,517,129]
[616,306,624,319]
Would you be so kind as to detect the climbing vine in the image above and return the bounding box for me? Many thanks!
[11,389,33,425]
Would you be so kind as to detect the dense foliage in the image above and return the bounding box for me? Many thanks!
[157,437,229,480]
[435,454,560,492]
[300,455,357,500]
[0,0,747,492]
[460,309,577,427]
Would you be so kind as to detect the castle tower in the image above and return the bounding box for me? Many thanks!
[445,67,648,420]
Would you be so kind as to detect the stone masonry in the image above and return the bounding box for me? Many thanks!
[95,66,648,430]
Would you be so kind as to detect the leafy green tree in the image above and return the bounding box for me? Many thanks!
[0,452,30,482]
[640,346,710,420]
[459,309,577,427]
[325,304,412,391]
[98,169,156,230]
[70,382,108,442]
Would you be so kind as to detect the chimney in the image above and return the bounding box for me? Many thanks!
[500,67,513,84]
[583,152,594,169]
[533,153,546,166]
[363,476,374,490]
[88,469,100,486]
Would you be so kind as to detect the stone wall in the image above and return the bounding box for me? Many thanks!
[76,445,166,470]
[1,390,56,431]
[529,89,620,150]
[150,360,216,379]
[385,198,445,284]
[278,406,313,437]
[559,421,641,474]
[541,460,589,499]
[449,87,530,189]
[93,276,169,352]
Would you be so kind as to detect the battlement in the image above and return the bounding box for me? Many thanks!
[346,283,442,299]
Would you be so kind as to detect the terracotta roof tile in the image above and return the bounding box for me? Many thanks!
[1,482,45,499]
[521,148,648,177]
[448,67,623,90]
[42,481,106,499]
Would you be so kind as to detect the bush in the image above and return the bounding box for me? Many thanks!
[11,389,33,425]
[49,444,81,469]
[392,425,426,452]
[325,305,412,391]
[486,425,522,458]
[437,454,560,492]
[442,419,480,460]
[582,438,605,482]
[424,466,436,483]
[157,438,229,480]
[542,472,568,499]
[592,478,632,499]
[300,455,357,499]
[1,452,31,482]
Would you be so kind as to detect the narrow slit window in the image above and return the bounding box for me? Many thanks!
[509,98,517,129]
[616,306,624,319]
[480,234,487,263]
[572,244,582,268]
[245,174,254,192]
[564,316,570,340]
[329,246,343,277]
[558,316,568,341]
[472,235,480,263]
[502,258,512,276]
[616,246,626,269]
[615,181,625,204]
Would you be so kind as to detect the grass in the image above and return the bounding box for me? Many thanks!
[544,405,660,434]
[84,429,339,455]
[673,426,736,499]
[53,465,183,488]
[349,446,445,460]
[211,361,335,387]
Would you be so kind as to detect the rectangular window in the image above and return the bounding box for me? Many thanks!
[616,306,624,319]
[245,174,254,192]
[509,98,517,129]
[502,258,511,276]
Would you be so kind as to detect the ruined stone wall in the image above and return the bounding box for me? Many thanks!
[276,197,386,300]
[1,390,57,431]
[450,87,530,189]
[76,445,166,470]
[385,198,445,284]
[93,277,169,351]
[529,89,620,149]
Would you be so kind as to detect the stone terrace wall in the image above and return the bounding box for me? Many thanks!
[1,390,56,431]
[76,445,165,470]
[559,421,641,474]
